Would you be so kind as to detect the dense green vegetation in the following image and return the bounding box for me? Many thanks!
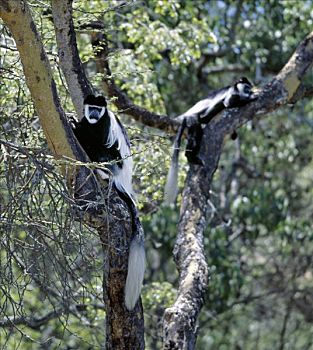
[1,0,313,349]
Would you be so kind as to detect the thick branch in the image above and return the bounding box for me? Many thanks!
[90,33,178,134]
[1,3,145,349]
[163,130,223,350]
[163,31,313,349]
[0,0,101,208]
[290,84,313,103]
[49,2,145,348]
[51,0,93,119]
[0,1,80,161]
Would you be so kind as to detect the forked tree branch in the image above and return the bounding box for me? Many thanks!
[90,32,179,134]
[51,1,145,348]
[0,0,102,207]
[0,2,144,349]
[162,31,313,349]
[0,1,79,161]
[2,1,313,349]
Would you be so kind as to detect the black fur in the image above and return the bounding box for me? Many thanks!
[72,94,145,310]
[84,95,107,107]
[185,124,203,164]
[73,110,123,169]
[183,77,256,164]
[164,77,257,204]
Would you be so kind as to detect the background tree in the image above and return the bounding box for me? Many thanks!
[1,1,313,349]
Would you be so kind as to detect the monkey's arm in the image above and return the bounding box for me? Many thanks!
[176,88,229,127]
[178,83,257,126]
[164,77,257,203]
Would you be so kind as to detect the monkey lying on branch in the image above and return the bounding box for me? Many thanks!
[164,77,257,204]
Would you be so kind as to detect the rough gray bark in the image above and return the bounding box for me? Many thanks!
[50,3,145,347]
[0,0,80,161]
[162,31,313,349]
[2,1,313,349]
[52,1,146,347]
[163,129,223,350]
[99,211,144,350]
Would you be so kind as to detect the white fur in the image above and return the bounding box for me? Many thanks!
[223,87,236,107]
[237,83,251,98]
[103,111,143,310]
[237,83,246,94]
[125,238,145,310]
[163,153,179,205]
[224,83,252,107]
[106,111,134,202]
[181,98,212,118]
[96,169,110,180]
[180,90,228,119]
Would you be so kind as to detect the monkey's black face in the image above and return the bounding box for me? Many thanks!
[237,77,252,86]
[235,77,254,99]
[234,77,258,105]
[83,95,107,124]
[224,77,257,108]
[84,104,106,124]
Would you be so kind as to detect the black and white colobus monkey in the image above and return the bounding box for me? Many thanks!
[72,95,145,310]
[164,77,257,204]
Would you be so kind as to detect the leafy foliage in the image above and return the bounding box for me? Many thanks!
[1,0,313,349]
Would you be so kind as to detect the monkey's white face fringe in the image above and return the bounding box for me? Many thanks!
[106,111,135,202]
[125,237,146,310]
[224,83,252,106]
[237,83,251,97]
[84,105,106,124]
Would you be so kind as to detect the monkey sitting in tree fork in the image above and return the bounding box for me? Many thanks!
[71,95,145,311]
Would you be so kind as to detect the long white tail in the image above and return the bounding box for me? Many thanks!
[125,236,145,310]
[102,170,144,310]
[164,119,186,205]
[163,151,180,205]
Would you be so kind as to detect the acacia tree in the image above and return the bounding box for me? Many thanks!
[1,1,313,349]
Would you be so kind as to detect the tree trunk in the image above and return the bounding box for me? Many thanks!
[0,1,145,348]
[163,129,224,349]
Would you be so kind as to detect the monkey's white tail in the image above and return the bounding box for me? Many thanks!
[110,186,145,310]
[163,119,187,205]
[125,236,145,310]
[163,151,179,205]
